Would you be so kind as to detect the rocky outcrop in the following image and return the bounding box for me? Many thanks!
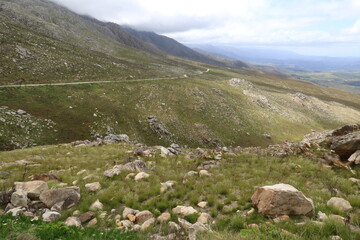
[104,160,149,178]
[147,115,172,139]
[251,184,314,217]
[330,131,360,159]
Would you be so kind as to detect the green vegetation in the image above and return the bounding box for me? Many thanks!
[0,214,143,240]
[0,142,359,239]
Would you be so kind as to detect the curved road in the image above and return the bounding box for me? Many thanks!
[0,69,210,88]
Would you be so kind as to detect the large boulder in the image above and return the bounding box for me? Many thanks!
[330,132,360,159]
[14,181,48,199]
[39,187,80,210]
[251,184,314,217]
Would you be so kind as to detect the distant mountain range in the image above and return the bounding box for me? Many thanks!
[190,44,360,72]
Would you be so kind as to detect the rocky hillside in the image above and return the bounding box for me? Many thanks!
[0,125,359,240]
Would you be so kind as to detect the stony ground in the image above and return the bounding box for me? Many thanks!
[0,125,359,240]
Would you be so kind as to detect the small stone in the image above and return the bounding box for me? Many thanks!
[99,211,107,219]
[85,182,101,192]
[76,170,87,175]
[135,172,150,181]
[327,197,352,212]
[317,211,328,221]
[141,218,155,231]
[184,171,198,178]
[127,214,136,222]
[197,201,208,208]
[273,215,290,223]
[133,224,141,231]
[87,218,98,227]
[135,210,153,224]
[73,210,81,216]
[42,210,61,222]
[172,206,198,217]
[79,211,95,223]
[348,150,360,164]
[89,199,103,211]
[330,236,343,240]
[122,207,139,218]
[125,173,136,180]
[157,212,171,222]
[192,222,210,233]
[65,217,82,228]
[199,170,211,177]
[160,181,176,193]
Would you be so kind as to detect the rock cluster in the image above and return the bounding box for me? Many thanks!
[74,134,130,147]
[2,181,81,222]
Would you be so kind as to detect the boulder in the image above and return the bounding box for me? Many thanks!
[135,210,153,224]
[65,217,82,228]
[11,190,28,207]
[348,150,360,164]
[172,206,198,217]
[157,212,171,222]
[251,184,314,217]
[85,182,101,192]
[40,187,80,210]
[14,181,48,199]
[327,197,352,212]
[330,132,360,159]
[135,172,150,181]
[89,199,103,211]
[42,210,61,222]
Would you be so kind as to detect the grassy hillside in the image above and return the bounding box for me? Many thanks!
[0,141,359,239]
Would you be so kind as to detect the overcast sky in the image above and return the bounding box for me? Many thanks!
[51,0,360,57]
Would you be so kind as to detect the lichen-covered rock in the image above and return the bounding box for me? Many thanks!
[251,184,314,217]
[11,190,28,207]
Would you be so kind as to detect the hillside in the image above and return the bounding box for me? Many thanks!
[1,0,360,151]
[124,27,247,68]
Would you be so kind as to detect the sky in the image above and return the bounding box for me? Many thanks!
[51,0,360,57]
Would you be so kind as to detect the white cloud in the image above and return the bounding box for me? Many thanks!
[50,0,360,53]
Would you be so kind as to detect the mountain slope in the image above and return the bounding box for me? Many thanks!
[124,27,247,68]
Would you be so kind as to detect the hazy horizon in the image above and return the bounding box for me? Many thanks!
[51,0,360,58]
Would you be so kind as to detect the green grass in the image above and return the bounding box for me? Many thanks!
[0,214,144,240]
[0,142,359,239]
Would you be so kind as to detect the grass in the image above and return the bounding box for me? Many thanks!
[0,142,359,239]
[0,214,144,240]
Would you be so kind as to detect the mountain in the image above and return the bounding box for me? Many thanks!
[124,28,247,68]
[0,0,360,152]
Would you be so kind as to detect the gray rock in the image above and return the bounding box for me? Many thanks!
[172,206,198,217]
[348,150,360,164]
[65,216,82,228]
[11,190,28,207]
[104,160,148,178]
[6,207,24,217]
[327,197,352,212]
[39,187,80,210]
[135,172,150,181]
[89,199,103,211]
[141,218,155,231]
[331,131,360,159]
[135,210,153,224]
[14,180,48,199]
[251,184,314,217]
[16,109,27,115]
[85,182,101,192]
[42,209,61,222]
[122,207,140,219]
